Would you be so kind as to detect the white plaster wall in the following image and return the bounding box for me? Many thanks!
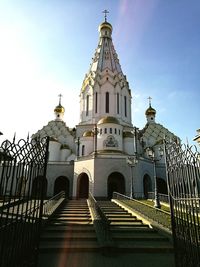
[93,157,130,197]
[46,162,74,197]
[97,123,123,151]
[73,158,94,197]
[60,148,71,161]
[133,159,153,196]
[49,141,61,161]
[124,138,135,154]
[80,137,93,156]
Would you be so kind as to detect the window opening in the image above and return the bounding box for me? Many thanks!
[105,92,109,113]
[86,95,89,116]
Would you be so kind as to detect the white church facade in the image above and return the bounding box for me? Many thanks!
[32,17,179,199]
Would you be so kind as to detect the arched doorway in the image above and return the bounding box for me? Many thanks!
[107,172,125,199]
[143,174,152,199]
[54,176,70,198]
[31,176,47,199]
[77,173,89,199]
[157,178,168,194]
[17,176,27,196]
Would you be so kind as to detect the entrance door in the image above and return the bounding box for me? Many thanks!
[54,176,70,198]
[31,176,47,198]
[143,174,152,199]
[77,173,89,199]
[157,178,167,194]
[107,172,125,199]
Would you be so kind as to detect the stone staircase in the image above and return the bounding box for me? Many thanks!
[37,199,175,267]
[38,200,98,266]
[98,201,174,253]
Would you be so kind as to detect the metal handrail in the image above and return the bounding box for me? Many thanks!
[43,191,65,218]
[88,192,113,247]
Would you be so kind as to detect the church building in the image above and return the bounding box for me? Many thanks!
[32,15,179,199]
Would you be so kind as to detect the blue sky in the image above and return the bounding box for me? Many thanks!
[0,0,199,145]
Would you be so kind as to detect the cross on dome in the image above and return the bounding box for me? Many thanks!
[58,94,63,105]
[102,9,109,22]
[148,96,152,107]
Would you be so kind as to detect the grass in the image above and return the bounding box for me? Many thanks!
[140,200,171,213]
[119,199,172,231]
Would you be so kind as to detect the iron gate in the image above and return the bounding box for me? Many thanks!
[0,136,49,267]
[165,141,200,267]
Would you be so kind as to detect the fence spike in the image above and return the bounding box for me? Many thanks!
[13,132,16,142]
[186,137,189,147]
[27,132,30,141]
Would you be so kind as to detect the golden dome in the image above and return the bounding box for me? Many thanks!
[123,131,134,138]
[98,21,113,32]
[97,116,119,125]
[145,105,156,116]
[83,130,94,137]
[54,104,65,113]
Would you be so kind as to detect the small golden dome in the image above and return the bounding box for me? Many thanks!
[123,131,134,138]
[98,21,113,33]
[54,104,65,113]
[83,130,94,137]
[145,105,156,116]
[97,116,119,125]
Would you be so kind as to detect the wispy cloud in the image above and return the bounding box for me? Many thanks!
[167,91,177,99]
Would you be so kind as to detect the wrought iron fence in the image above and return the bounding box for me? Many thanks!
[148,192,169,204]
[165,141,200,267]
[0,136,49,267]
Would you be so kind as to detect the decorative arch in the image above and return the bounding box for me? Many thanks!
[54,176,70,198]
[107,172,125,199]
[31,176,47,199]
[157,178,168,194]
[143,174,152,199]
[77,173,89,199]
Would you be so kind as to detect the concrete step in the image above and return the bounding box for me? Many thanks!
[50,216,92,221]
[104,213,133,218]
[51,215,91,220]
[111,226,156,232]
[55,210,90,214]
[38,200,175,267]
[112,234,169,241]
[109,221,145,226]
[39,240,99,252]
[45,225,95,232]
[38,252,175,267]
[101,207,127,213]
[108,218,142,222]
[41,232,97,239]
[48,221,92,225]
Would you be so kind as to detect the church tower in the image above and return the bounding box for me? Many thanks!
[79,12,132,127]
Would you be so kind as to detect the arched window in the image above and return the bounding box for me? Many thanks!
[86,95,89,116]
[105,92,109,113]
[124,96,127,117]
[117,93,119,114]
[95,92,98,113]
[82,145,85,156]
